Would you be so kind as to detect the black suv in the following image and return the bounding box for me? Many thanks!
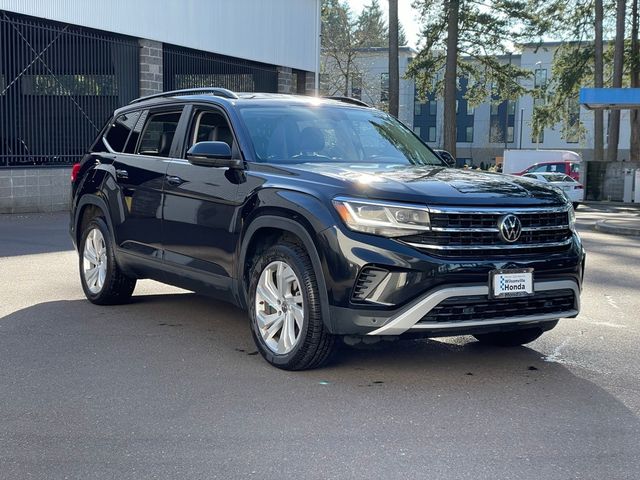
[70,88,585,370]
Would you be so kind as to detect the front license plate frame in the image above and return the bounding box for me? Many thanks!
[489,268,534,299]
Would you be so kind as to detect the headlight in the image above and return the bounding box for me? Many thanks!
[332,197,430,237]
[568,203,576,231]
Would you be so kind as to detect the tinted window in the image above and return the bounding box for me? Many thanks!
[191,110,234,150]
[138,111,182,157]
[571,163,580,173]
[104,112,141,153]
[239,105,443,166]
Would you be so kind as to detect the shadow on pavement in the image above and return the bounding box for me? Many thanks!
[0,212,73,257]
[1,292,640,478]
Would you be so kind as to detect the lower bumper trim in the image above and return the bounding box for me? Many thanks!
[367,280,580,336]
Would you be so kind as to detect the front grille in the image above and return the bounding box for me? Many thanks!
[400,206,572,257]
[418,290,576,324]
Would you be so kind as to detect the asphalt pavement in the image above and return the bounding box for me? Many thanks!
[1,207,639,479]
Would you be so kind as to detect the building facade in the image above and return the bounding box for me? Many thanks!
[413,43,633,168]
[0,0,320,213]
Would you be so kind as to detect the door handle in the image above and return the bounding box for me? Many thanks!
[115,169,128,180]
[166,175,185,186]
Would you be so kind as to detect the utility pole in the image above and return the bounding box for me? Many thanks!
[388,0,399,118]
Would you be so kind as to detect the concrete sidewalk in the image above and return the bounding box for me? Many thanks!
[595,218,640,236]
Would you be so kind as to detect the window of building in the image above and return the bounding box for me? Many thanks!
[351,74,362,100]
[507,126,514,143]
[428,100,437,116]
[489,123,502,143]
[138,111,183,157]
[490,102,499,115]
[534,68,548,88]
[532,129,544,144]
[465,126,474,143]
[564,97,581,143]
[414,126,421,137]
[414,102,421,115]
[428,126,436,142]
[467,104,474,115]
[455,100,459,113]
[507,101,516,115]
[380,73,389,102]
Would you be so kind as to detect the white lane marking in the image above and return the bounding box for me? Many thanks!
[588,321,626,329]
[604,294,620,310]
[543,337,570,363]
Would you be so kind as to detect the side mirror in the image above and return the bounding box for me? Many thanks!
[186,141,243,169]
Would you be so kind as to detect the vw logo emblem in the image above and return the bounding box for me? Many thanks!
[498,214,522,242]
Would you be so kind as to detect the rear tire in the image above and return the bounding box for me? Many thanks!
[248,242,335,370]
[79,217,136,305]
[573,202,580,210]
[473,323,556,347]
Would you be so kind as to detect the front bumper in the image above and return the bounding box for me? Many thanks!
[318,225,584,336]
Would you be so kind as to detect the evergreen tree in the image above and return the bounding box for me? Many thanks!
[355,0,409,47]
[407,1,549,154]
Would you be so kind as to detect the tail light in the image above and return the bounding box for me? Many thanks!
[70,163,81,183]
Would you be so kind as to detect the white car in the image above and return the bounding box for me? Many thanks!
[522,172,584,208]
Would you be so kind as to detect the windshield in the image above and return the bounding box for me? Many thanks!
[238,105,444,166]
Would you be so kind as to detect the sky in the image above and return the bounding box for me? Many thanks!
[345,0,421,49]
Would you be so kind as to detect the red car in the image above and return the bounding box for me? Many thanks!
[514,161,581,182]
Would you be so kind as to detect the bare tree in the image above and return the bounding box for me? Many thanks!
[388,0,400,118]
[606,0,626,162]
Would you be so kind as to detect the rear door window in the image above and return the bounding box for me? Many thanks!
[137,110,183,157]
[104,111,141,153]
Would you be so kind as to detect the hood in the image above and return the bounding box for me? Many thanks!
[284,163,566,206]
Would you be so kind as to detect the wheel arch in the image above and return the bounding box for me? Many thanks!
[238,215,333,332]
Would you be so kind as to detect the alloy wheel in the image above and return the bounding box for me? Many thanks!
[255,261,305,355]
[83,228,107,294]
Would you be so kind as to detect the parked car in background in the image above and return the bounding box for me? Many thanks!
[516,161,581,182]
[434,149,456,167]
[523,172,584,208]
[502,149,582,178]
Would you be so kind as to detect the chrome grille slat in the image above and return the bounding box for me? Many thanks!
[400,205,572,257]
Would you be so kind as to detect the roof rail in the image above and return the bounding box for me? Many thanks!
[323,96,371,108]
[129,87,239,105]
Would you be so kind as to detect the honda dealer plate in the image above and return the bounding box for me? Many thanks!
[489,268,534,299]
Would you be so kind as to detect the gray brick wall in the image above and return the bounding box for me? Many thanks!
[139,39,163,97]
[0,168,71,213]
[304,71,316,95]
[277,66,293,94]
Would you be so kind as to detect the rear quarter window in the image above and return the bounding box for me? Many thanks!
[103,111,141,153]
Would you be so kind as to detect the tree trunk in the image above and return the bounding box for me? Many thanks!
[388,0,399,117]
[606,0,626,162]
[594,0,604,162]
[631,0,640,162]
[443,0,459,158]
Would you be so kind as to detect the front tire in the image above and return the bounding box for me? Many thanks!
[248,242,335,370]
[79,217,136,305]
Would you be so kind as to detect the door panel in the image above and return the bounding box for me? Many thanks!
[161,107,242,294]
[111,108,182,262]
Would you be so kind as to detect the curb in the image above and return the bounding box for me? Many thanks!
[594,219,640,236]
